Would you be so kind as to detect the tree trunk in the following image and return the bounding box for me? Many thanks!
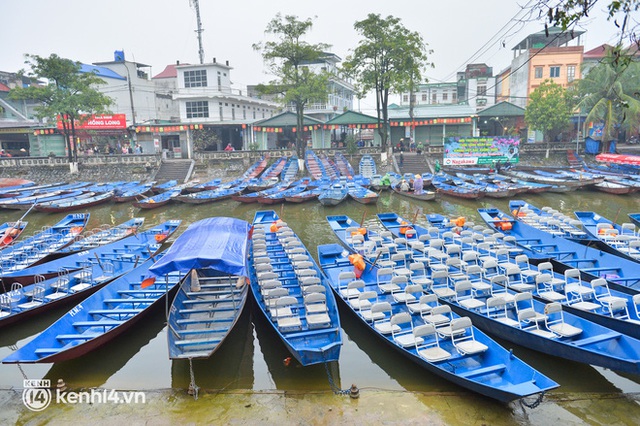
[296,103,305,159]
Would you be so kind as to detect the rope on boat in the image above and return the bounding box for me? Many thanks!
[323,362,356,397]
[188,358,199,400]
[519,391,545,410]
[16,363,28,380]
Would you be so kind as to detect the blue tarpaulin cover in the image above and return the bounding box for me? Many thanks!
[148,217,250,277]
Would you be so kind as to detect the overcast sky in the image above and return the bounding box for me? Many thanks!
[2,0,621,114]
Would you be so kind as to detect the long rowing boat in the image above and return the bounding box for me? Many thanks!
[316,241,558,403]
[249,210,342,366]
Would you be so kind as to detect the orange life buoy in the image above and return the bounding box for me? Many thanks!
[453,217,466,227]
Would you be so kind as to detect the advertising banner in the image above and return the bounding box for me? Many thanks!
[443,136,520,166]
[57,114,127,130]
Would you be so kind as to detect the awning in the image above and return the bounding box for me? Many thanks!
[148,217,250,277]
[595,153,640,166]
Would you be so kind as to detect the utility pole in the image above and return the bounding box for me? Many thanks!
[191,0,205,64]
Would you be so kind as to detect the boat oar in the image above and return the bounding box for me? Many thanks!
[94,253,104,271]
[412,208,420,226]
[360,211,367,227]
[364,249,383,274]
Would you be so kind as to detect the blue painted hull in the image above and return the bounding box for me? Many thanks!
[478,208,640,295]
[317,242,558,403]
[249,210,342,366]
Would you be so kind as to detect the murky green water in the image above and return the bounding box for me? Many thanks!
[1,189,639,424]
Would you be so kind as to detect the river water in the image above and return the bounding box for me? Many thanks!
[1,189,640,424]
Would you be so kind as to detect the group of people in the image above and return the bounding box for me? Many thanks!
[398,174,424,194]
[395,138,426,154]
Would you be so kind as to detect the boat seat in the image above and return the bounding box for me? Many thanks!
[407,293,437,315]
[413,324,451,362]
[174,337,223,347]
[56,333,101,341]
[486,297,519,327]
[450,317,488,355]
[17,285,45,310]
[544,303,582,338]
[422,304,453,327]
[73,320,122,328]
[358,292,385,322]
[372,302,398,334]
[390,312,422,348]
[454,280,484,311]
[274,296,302,331]
[518,310,557,339]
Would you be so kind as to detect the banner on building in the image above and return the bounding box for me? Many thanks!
[57,114,127,130]
[443,136,520,166]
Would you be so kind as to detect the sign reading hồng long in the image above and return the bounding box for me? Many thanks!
[443,136,520,166]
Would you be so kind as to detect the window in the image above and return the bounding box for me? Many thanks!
[534,67,543,78]
[452,92,457,102]
[477,85,487,96]
[442,93,448,101]
[217,75,221,89]
[184,70,207,88]
[403,94,409,102]
[567,65,576,82]
[219,105,224,121]
[186,101,209,118]
[422,94,427,101]
[232,107,236,120]
[432,93,437,103]
[550,66,560,78]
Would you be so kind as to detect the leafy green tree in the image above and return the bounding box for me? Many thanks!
[253,14,330,158]
[525,79,572,151]
[9,54,112,162]
[343,14,433,151]
[535,1,639,67]
[192,127,221,151]
[574,51,640,151]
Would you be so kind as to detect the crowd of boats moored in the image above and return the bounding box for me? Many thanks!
[1,192,640,405]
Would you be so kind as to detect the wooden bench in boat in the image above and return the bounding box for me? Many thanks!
[56,333,101,341]
[178,306,238,315]
[174,328,230,336]
[103,298,157,305]
[88,308,143,317]
[572,331,620,347]
[117,289,166,296]
[73,320,122,328]
[458,363,507,379]
[176,317,235,325]
[174,337,222,347]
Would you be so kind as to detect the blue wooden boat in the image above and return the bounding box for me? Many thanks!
[0,220,29,249]
[0,181,35,195]
[432,179,485,200]
[250,210,342,366]
[358,154,376,178]
[280,155,299,183]
[188,178,223,193]
[57,218,145,255]
[247,156,288,191]
[318,183,349,206]
[0,181,68,198]
[133,188,182,209]
[0,189,86,210]
[84,181,129,193]
[232,181,291,203]
[346,181,379,204]
[34,191,115,213]
[508,200,594,243]
[305,150,326,180]
[507,178,554,193]
[503,170,580,191]
[316,243,558,403]
[151,180,178,193]
[319,154,340,181]
[242,155,269,180]
[284,187,325,203]
[257,182,309,205]
[114,182,154,202]
[629,213,640,228]
[0,221,180,330]
[1,219,179,286]
[334,152,355,177]
[176,181,247,204]
[0,213,89,279]
[477,208,640,295]
[1,254,179,363]
[146,217,251,360]
[574,211,640,262]
[391,180,437,201]
[376,211,640,341]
